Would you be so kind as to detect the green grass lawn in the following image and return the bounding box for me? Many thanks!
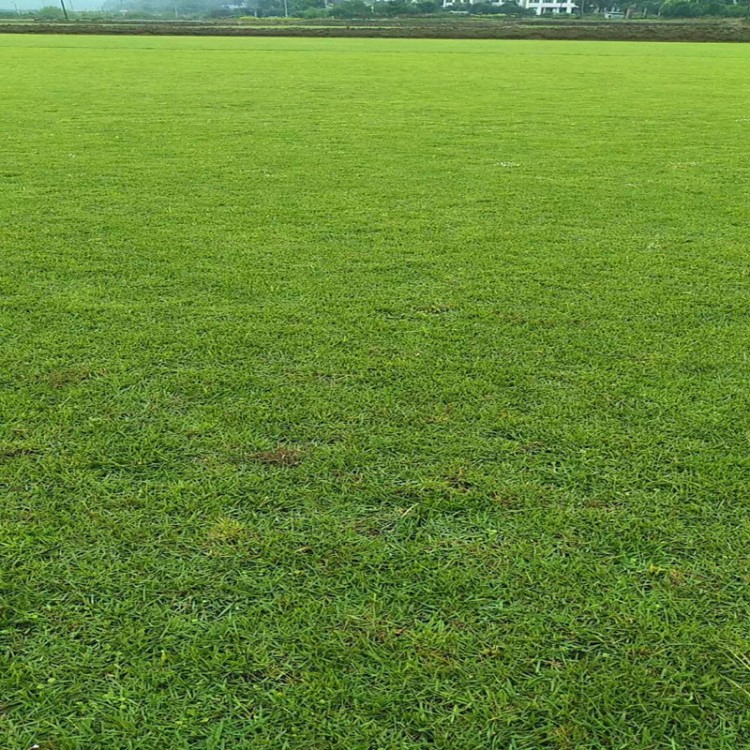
[2,35,750,749]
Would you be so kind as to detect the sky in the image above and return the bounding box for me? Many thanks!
[3,0,105,9]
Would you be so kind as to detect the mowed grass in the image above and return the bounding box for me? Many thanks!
[1,35,750,749]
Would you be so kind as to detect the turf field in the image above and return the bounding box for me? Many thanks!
[1,35,750,749]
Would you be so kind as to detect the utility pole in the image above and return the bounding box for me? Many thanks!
[59,0,69,19]
[283,0,288,15]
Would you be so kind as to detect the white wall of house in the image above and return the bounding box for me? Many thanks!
[442,0,577,9]
[519,0,577,13]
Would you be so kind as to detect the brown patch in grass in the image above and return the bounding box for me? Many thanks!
[445,469,474,492]
[207,517,246,544]
[516,441,547,455]
[492,491,518,509]
[416,646,457,667]
[374,626,406,643]
[46,366,98,389]
[585,499,620,514]
[645,564,688,587]
[416,303,454,316]
[204,517,252,558]
[0,444,40,460]
[353,521,387,538]
[550,723,589,750]
[668,568,686,586]
[352,511,399,537]
[250,446,302,467]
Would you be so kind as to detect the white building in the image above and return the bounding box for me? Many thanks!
[442,0,577,12]
[519,0,577,13]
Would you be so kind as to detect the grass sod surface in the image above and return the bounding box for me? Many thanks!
[1,36,750,749]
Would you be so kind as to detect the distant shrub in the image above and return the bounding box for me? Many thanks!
[368,0,452,14]
[36,5,66,19]
[330,0,371,16]
[659,0,741,16]
[373,0,414,14]
[413,0,441,10]
[659,0,693,15]
[724,3,748,15]
[700,2,726,14]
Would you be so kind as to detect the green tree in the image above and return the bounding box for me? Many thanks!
[330,0,371,16]
[371,0,413,14]
[413,0,440,11]
[660,0,695,14]
[289,0,326,12]
[36,5,65,18]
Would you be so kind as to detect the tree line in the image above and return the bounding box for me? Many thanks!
[22,0,750,21]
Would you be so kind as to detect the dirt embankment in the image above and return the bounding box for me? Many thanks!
[2,19,749,42]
